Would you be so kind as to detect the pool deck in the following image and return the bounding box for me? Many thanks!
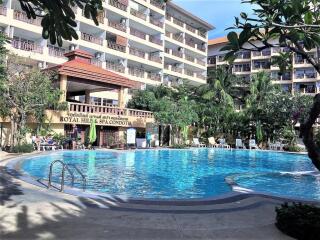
[0,151,296,240]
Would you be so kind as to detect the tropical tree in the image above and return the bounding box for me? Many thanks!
[0,54,64,147]
[222,0,320,170]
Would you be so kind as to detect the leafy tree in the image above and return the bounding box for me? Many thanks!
[0,54,64,147]
[223,0,320,170]
[0,0,103,46]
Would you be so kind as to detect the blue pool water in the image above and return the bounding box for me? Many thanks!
[19,149,320,200]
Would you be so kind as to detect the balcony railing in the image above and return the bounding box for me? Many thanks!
[108,20,127,32]
[150,18,164,28]
[185,54,195,63]
[91,59,103,67]
[82,10,104,24]
[185,69,194,77]
[197,59,206,66]
[147,72,161,81]
[185,40,195,48]
[107,41,126,52]
[106,61,125,73]
[130,28,146,40]
[149,36,163,46]
[129,47,145,58]
[172,50,183,58]
[150,0,165,10]
[172,17,184,27]
[130,8,147,20]
[198,31,206,38]
[197,73,206,80]
[109,0,127,11]
[128,67,145,78]
[149,55,162,63]
[0,6,7,16]
[172,66,183,74]
[173,33,183,42]
[186,24,196,33]
[14,10,41,26]
[12,39,43,54]
[81,32,103,45]
[69,102,154,119]
[48,46,66,58]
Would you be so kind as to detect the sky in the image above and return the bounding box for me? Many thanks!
[173,0,254,40]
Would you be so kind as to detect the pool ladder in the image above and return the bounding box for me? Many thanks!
[48,160,87,192]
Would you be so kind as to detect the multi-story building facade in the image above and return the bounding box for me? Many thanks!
[0,0,213,147]
[208,36,320,96]
[0,0,212,92]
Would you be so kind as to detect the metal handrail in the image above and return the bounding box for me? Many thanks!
[48,160,86,192]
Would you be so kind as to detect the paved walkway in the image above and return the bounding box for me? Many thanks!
[0,154,293,240]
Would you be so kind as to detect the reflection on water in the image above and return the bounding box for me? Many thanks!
[20,149,319,200]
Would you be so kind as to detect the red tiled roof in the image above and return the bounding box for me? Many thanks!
[47,50,137,88]
[208,36,228,45]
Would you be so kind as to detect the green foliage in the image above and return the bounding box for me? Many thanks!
[0,55,64,146]
[170,144,189,149]
[284,145,303,152]
[275,203,320,240]
[3,0,104,46]
[11,143,34,153]
[127,90,156,111]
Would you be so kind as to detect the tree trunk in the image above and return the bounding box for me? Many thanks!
[300,94,320,171]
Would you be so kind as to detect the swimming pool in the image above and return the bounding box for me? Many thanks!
[18,149,320,201]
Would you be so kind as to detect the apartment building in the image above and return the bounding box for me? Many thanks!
[0,0,212,94]
[208,37,320,96]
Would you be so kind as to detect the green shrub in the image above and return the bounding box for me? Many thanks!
[170,144,189,149]
[11,143,35,153]
[275,203,320,240]
[284,145,303,152]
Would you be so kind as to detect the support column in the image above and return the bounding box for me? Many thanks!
[59,75,67,102]
[118,87,127,108]
[85,90,91,104]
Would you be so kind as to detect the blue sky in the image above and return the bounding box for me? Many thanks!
[173,0,254,40]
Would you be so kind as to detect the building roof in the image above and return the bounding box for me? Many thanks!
[208,36,229,45]
[47,50,137,89]
[167,2,214,30]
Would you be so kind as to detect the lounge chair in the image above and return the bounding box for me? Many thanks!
[249,139,259,149]
[192,138,206,147]
[235,139,246,149]
[218,138,231,149]
[208,137,219,148]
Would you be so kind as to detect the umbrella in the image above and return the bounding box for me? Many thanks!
[89,118,97,144]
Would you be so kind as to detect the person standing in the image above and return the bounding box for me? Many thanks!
[72,124,78,150]
[146,131,152,148]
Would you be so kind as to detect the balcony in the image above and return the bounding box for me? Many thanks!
[109,0,127,12]
[185,40,196,48]
[82,10,105,24]
[48,45,66,58]
[150,18,164,28]
[107,41,126,53]
[186,24,196,33]
[130,8,147,21]
[172,49,183,58]
[172,17,184,28]
[185,69,194,77]
[147,72,161,81]
[196,59,206,66]
[0,6,7,16]
[12,39,43,54]
[107,20,127,32]
[91,58,103,67]
[150,0,165,10]
[149,54,162,63]
[130,28,146,40]
[172,33,183,43]
[185,54,195,63]
[106,61,125,73]
[172,66,183,74]
[69,102,154,119]
[81,32,103,45]
[13,10,41,26]
[128,66,145,78]
[196,73,206,80]
[129,47,145,58]
[295,72,317,80]
[149,36,163,46]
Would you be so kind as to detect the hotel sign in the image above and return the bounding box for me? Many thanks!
[59,113,133,127]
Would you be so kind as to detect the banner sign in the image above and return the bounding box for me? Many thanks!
[127,128,136,144]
